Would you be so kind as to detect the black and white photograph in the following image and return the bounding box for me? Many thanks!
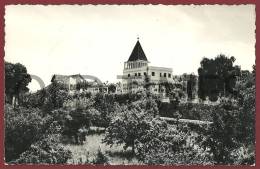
[4,4,255,165]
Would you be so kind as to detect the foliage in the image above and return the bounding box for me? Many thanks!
[198,54,241,101]
[52,96,108,144]
[76,81,91,90]
[230,145,255,165]
[158,102,179,118]
[42,82,69,112]
[160,82,184,101]
[235,70,255,145]
[56,106,93,144]
[159,102,214,121]
[186,74,197,100]
[14,122,72,164]
[135,119,212,165]
[5,61,32,106]
[114,92,145,105]
[5,104,72,164]
[93,93,118,127]
[202,68,255,165]
[5,104,52,162]
[108,83,117,93]
[102,100,155,153]
[92,148,109,164]
[203,99,239,164]
[177,103,214,121]
[20,82,70,113]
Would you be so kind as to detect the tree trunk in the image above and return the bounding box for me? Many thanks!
[132,143,135,154]
[12,96,17,108]
[223,82,226,96]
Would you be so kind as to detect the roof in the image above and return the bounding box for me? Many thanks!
[127,40,148,62]
[51,74,85,82]
[51,74,68,82]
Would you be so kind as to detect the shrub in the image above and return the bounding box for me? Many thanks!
[135,118,212,165]
[5,104,52,162]
[14,122,72,164]
[177,103,214,121]
[92,148,109,165]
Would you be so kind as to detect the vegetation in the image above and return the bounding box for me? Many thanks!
[5,104,71,163]
[4,58,255,165]
[198,54,241,101]
[15,122,72,164]
[5,62,31,107]
[102,99,155,154]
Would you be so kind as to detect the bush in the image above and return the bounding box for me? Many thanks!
[14,122,72,164]
[135,118,212,165]
[177,103,214,121]
[15,134,72,164]
[92,148,109,165]
[20,82,69,113]
[5,104,52,162]
[158,102,179,118]
[5,104,72,164]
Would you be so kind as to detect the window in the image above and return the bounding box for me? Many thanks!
[144,72,147,76]
[135,73,137,76]
[168,73,171,78]
[164,73,167,77]
[152,72,155,76]
[160,73,162,77]
[138,73,141,76]
[128,74,130,77]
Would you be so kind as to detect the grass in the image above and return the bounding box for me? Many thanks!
[62,133,140,165]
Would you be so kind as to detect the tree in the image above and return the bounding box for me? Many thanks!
[61,98,94,144]
[198,55,241,101]
[108,83,116,93]
[20,88,48,109]
[5,62,31,107]
[42,82,69,112]
[235,69,255,145]
[102,101,154,154]
[203,67,255,165]
[93,93,117,127]
[186,74,197,100]
[203,98,239,164]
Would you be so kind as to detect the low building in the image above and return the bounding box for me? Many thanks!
[51,74,85,91]
[51,74,109,94]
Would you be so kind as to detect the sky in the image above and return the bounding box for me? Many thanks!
[4,5,255,92]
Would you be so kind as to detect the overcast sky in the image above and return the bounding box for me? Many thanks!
[5,5,255,92]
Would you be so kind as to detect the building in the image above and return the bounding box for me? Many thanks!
[51,74,85,91]
[122,39,173,97]
[51,74,109,94]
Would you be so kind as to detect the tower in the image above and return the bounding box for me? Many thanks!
[123,39,149,70]
[122,39,150,93]
[122,38,173,95]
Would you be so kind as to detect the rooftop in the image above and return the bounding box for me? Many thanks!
[127,40,148,62]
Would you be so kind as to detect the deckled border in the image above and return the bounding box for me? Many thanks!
[0,0,258,169]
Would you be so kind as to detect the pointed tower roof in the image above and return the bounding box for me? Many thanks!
[127,40,148,62]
